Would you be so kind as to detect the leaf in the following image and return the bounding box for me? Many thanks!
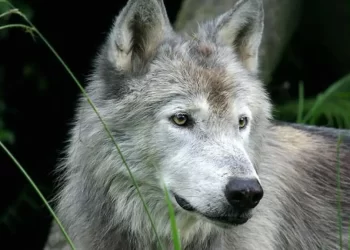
[275,73,350,129]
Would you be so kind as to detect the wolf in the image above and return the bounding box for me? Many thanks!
[48,0,350,249]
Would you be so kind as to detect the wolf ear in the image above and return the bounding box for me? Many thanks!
[215,0,264,73]
[105,0,172,73]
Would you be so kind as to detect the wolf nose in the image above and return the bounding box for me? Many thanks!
[224,178,263,210]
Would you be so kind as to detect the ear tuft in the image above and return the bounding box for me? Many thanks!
[105,0,173,73]
[215,0,264,73]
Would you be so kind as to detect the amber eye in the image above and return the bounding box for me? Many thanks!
[238,116,248,129]
[171,113,189,126]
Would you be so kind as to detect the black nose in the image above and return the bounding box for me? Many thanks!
[224,178,263,210]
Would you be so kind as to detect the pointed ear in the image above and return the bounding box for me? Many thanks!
[105,0,173,73]
[215,0,264,73]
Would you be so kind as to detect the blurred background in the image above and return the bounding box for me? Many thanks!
[0,0,349,249]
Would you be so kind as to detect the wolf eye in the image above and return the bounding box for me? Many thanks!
[238,116,248,129]
[171,113,189,126]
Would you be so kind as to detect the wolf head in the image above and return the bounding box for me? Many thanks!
[72,0,272,231]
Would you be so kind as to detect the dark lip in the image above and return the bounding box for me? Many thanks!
[173,192,251,226]
[204,214,250,226]
[174,193,196,212]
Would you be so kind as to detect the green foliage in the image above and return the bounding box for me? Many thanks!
[275,73,350,128]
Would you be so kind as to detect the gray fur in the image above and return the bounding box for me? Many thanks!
[52,0,350,249]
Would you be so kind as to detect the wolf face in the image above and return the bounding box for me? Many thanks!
[82,0,273,228]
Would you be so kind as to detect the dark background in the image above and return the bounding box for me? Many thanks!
[0,0,349,249]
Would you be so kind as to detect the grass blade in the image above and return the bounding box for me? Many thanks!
[0,8,17,19]
[163,184,182,250]
[302,73,350,124]
[0,141,76,250]
[0,23,32,31]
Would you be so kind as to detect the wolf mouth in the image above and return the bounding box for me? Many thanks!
[173,193,251,226]
[204,214,250,226]
[174,193,196,212]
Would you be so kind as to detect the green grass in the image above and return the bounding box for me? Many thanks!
[0,1,349,250]
[277,74,350,129]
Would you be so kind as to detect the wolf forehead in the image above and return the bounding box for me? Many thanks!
[101,35,256,113]
[152,41,239,109]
